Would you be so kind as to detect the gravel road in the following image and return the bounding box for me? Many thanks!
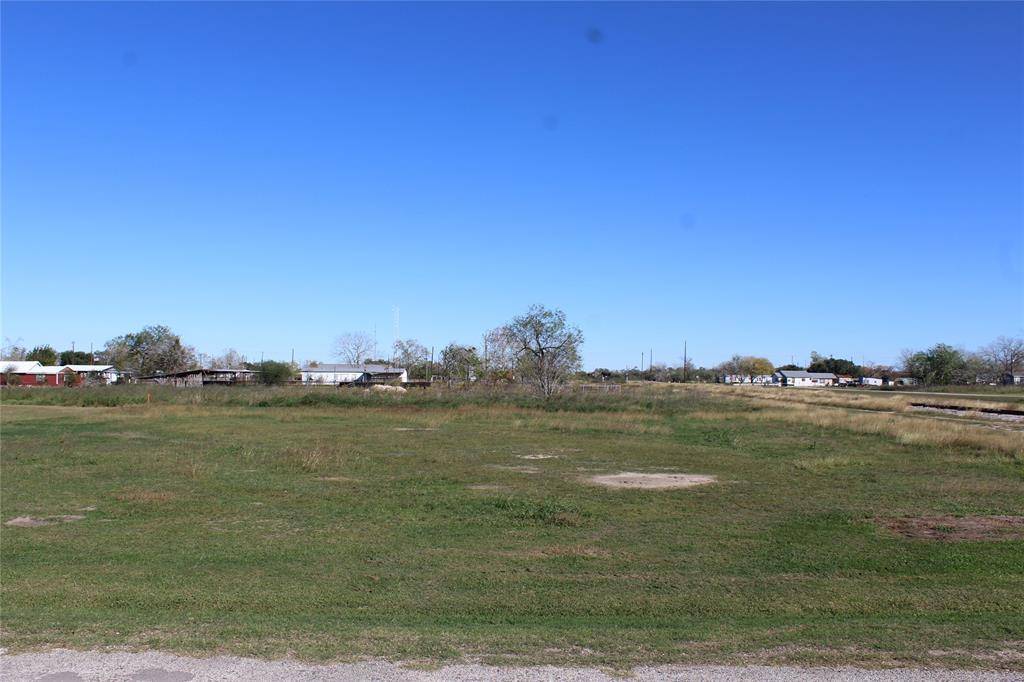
[2,650,1022,682]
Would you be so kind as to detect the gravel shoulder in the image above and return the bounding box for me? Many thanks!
[2,650,1022,682]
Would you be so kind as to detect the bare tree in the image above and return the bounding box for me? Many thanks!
[482,326,519,382]
[333,332,375,365]
[981,336,1024,377]
[208,348,247,369]
[502,305,583,397]
[1,337,27,361]
[392,338,428,368]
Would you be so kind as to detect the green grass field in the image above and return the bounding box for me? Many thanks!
[2,386,1022,670]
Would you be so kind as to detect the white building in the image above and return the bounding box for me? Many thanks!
[301,363,407,385]
[774,370,836,387]
[721,374,775,385]
[64,365,120,384]
[860,377,883,387]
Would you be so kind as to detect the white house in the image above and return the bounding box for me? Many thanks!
[64,365,120,384]
[774,370,836,387]
[301,363,407,385]
[860,377,883,387]
[721,374,775,385]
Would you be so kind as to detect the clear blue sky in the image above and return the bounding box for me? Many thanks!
[2,1,1021,369]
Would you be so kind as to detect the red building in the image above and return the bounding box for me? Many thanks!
[1,362,78,386]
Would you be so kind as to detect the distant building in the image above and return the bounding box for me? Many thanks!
[1003,372,1024,386]
[0,363,76,386]
[138,368,258,386]
[860,377,884,387]
[720,374,774,385]
[301,363,408,385]
[64,365,120,384]
[774,370,836,387]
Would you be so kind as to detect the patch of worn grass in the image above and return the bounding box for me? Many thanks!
[1,390,1022,669]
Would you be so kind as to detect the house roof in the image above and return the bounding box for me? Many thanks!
[777,370,837,379]
[34,366,74,375]
[1,361,43,373]
[302,364,405,373]
[137,368,256,379]
[64,365,115,372]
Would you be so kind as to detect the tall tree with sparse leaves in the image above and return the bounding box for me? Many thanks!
[502,305,583,398]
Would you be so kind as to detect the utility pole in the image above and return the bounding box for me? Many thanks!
[291,348,295,366]
[683,339,688,383]
[650,348,653,372]
[641,352,644,378]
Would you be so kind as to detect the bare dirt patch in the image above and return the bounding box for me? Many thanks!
[393,427,437,432]
[5,516,51,528]
[468,484,511,492]
[880,515,1024,541]
[519,454,560,460]
[588,472,717,489]
[5,514,85,528]
[317,476,356,482]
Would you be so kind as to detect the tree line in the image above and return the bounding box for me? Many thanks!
[330,305,583,397]
[583,337,1024,387]
[1,305,586,396]
[4,326,1021,391]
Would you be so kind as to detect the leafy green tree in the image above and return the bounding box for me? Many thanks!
[717,355,774,378]
[440,343,481,382]
[59,350,93,365]
[100,325,196,376]
[901,344,966,385]
[255,360,295,385]
[807,352,860,376]
[26,345,58,365]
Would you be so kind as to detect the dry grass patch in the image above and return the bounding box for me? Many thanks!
[114,489,176,503]
[710,385,1023,414]
[791,456,868,472]
[511,411,672,436]
[695,403,1024,458]
[281,440,345,472]
[879,515,1024,541]
[501,545,613,559]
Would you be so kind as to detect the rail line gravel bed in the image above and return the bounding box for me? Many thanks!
[1,650,1022,681]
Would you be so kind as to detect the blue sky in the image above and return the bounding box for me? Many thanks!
[2,1,1021,369]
